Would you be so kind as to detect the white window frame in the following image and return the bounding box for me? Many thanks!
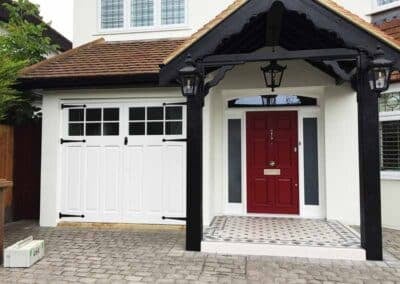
[379,87,400,180]
[372,0,400,14]
[97,0,188,34]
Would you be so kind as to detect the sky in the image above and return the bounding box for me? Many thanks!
[30,0,73,41]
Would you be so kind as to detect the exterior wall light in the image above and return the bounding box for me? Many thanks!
[368,46,394,94]
[178,55,202,97]
[261,60,287,92]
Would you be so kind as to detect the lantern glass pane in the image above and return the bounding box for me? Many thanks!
[182,76,194,96]
[376,68,388,90]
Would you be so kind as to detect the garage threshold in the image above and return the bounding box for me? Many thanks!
[202,216,366,261]
[58,222,186,231]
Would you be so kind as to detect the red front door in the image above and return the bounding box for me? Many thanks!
[247,111,299,214]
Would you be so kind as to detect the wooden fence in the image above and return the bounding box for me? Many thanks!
[0,125,14,220]
[0,123,41,222]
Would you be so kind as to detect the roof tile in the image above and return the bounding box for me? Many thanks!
[20,38,185,79]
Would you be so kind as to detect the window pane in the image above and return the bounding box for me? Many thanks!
[166,121,182,135]
[303,118,319,205]
[69,109,84,122]
[228,119,242,203]
[147,107,164,120]
[166,106,182,120]
[69,123,84,136]
[147,122,163,135]
[228,95,317,108]
[131,0,154,27]
[129,107,145,121]
[86,123,102,136]
[161,0,185,25]
[377,0,399,6]
[101,0,124,29]
[129,122,145,135]
[104,123,119,136]
[380,120,400,171]
[379,92,400,112]
[104,108,119,121]
[86,109,102,121]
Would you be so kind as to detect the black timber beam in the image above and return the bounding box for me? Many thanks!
[186,86,204,251]
[265,1,285,47]
[159,0,275,84]
[356,53,383,261]
[160,0,400,85]
[202,48,359,67]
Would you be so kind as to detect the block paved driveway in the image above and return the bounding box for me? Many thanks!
[1,221,400,283]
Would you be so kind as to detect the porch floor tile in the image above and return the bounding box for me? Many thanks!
[204,216,361,249]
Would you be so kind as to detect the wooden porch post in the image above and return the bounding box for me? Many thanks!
[186,89,203,251]
[357,53,383,261]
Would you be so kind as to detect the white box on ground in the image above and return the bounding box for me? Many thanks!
[4,236,45,268]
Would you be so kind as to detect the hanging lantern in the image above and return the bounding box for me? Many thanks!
[261,60,287,92]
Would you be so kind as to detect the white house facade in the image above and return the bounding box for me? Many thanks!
[19,0,400,261]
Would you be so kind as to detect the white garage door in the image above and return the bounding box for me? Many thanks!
[60,100,186,224]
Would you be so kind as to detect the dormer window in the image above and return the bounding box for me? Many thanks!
[377,0,399,6]
[101,0,124,29]
[372,0,400,13]
[131,0,154,27]
[161,0,185,25]
[99,0,187,31]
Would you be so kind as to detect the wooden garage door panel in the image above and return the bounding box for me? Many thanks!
[61,102,186,224]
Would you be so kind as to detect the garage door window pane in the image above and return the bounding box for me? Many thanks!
[69,109,84,122]
[130,107,145,120]
[104,108,119,121]
[86,123,102,136]
[86,109,102,121]
[166,106,182,120]
[104,123,119,136]
[147,122,163,135]
[69,123,84,136]
[147,107,164,120]
[166,121,182,135]
[130,122,145,135]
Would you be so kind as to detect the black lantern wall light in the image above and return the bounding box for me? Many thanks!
[260,60,287,92]
[178,55,202,97]
[368,46,394,94]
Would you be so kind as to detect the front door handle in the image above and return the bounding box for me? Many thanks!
[124,137,128,145]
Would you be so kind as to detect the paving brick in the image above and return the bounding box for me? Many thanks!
[1,221,400,283]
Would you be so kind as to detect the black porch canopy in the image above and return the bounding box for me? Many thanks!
[160,0,400,261]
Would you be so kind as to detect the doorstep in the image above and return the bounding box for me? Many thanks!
[201,216,366,261]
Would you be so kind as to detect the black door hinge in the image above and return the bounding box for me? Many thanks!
[60,139,86,144]
[162,216,187,221]
[61,104,87,109]
[59,212,85,219]
[162,138,188,142]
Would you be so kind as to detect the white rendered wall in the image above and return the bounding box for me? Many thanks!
[40,62,364,227]
[203,59,362,226]
[324,85,360,225]
[73,0,376,47]
[380,82,400,230]
[39,87,183,227]
[382,180,400,230]
[333,0,372,20]
[73,0,234,46]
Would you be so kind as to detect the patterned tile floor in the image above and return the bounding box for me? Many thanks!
[203,216,361,248]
